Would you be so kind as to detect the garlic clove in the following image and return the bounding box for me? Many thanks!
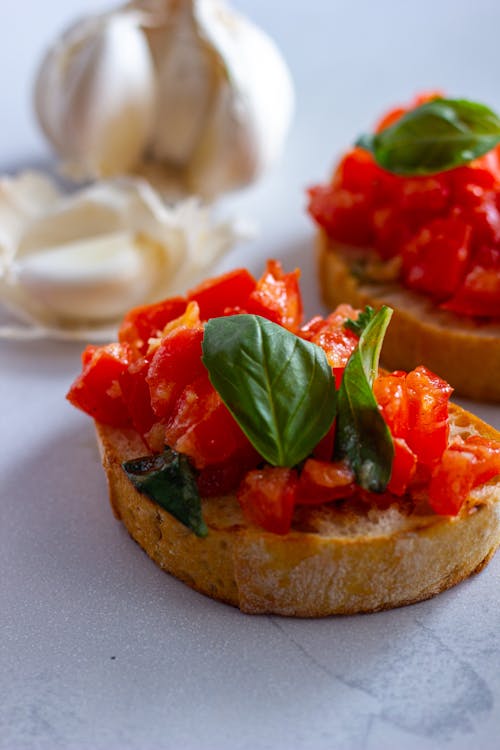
[146,1,219,167]
[13,232,159,322]
[34,11,156,178]
[0,172,244,340]
[185,0,295,197]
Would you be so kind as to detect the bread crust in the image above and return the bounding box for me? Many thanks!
[95,405,500,616]
[317,230,500,401]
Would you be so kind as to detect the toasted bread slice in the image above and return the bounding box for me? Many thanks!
[95,404,500,616]
[318,230,500,401]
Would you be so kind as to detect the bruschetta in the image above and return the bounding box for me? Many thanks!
[67,261,500,615]
[308,93,500,400]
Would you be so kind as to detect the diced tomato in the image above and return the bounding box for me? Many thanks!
[388,438,417,496]
[146,325,205,419]
[120,357,157,436]
[333,148,381,197]
[296,459,355,505]
[405,366,453,466]
[246,259,303,331]
[401,217,471,298]
[442,263,500,317]
[118,297,187,355]
[373,371,408,438]
[429,436,500,515]
[197,444,260,497]
[306,304,359,373]
[187,268,256,321]
[66,343,131,427]
[312,423,336,461]
[307,184,374,246]
[164,373,252,469]
[397,175,451,217]
[237,467,298,535]
[372,205,412,259]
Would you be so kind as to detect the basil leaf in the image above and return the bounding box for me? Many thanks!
[123,448,208,537]
[344,305,375,336]
[336,306,394,492]
[202,314,337,468]
[357,98,500,175]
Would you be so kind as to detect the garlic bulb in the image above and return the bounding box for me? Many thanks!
[0,172,244,340]
[34,0,294,198]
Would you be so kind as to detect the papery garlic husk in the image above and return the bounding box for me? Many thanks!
[0,172,245,341]
[34,0,294,198]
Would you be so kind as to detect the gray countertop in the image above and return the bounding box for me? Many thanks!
[2,1,500,748]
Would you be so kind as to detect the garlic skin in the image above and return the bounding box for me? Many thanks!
[34,12,156,178]
[33,0,294,198]
[0,173,244,341]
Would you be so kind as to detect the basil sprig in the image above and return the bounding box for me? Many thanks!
[202,314,337,468]
[357,98,500,176]
[335,306,394,492]
[123,448,208,537]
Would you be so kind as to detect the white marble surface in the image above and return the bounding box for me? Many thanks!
[2,1,500,749]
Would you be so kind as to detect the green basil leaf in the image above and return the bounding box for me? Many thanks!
[123,448,208,538]
[356,98,500,175]
[336,306,394,492]
[202,314,337,468]
[344,305,375,336]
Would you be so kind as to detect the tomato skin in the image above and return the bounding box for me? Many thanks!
[237,467,298,535]
[305,304,359,371]
[442,263,500,317]
[405,366,453,466]
[373,371,408,439]
[120,357,157,437]
[66,343,131,427]
[297,459,355,504]
[118,297,187,355]
[429,437,500,515]
[146,326,205,419]
[401,217,471,299]
[388,438,417,496]
[197,443,260,497]
[187,268,256,321]
[164,373,252,470]
[308,184,374,246]
[246,260,303,331]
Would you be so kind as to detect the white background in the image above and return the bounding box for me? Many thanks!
[2,2,500,749]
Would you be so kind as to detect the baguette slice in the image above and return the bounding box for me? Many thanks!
[96,404,500,616]
[318,230,500,401]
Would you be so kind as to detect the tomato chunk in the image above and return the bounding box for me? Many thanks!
[120,357,157,437]
[187,268,256,321]
[442,263,500,317]
[373,371,408,439]
[429,436,500,515]
[246,259,303,331]
[307,184,374,246]
[66,343,131,427]
[401,217,471,299]
[118,297,187,355]
[237,467,298,535]
[304,304,359,378]
[388,438,417,496]
[164,374,252,469]
[147,322,205,419]
[405,366,453,466]
[297,459,355,505]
